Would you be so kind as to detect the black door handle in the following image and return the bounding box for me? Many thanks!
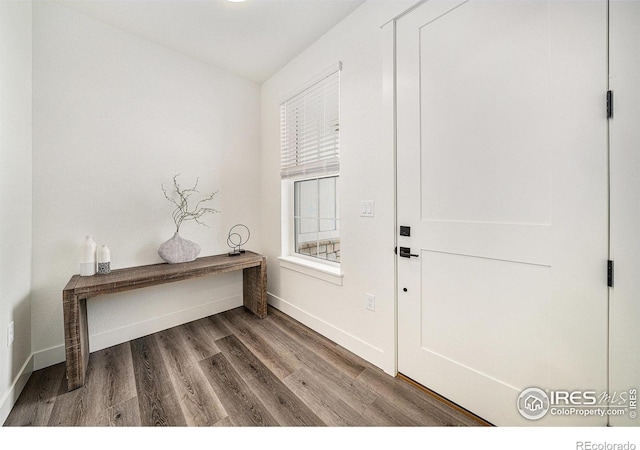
[398,247,419,258]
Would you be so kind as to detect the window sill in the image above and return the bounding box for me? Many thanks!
[278,256,343,286]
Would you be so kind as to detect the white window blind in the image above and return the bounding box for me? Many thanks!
[280,67,340,180]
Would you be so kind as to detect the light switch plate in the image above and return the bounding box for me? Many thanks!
[361,201,375,217]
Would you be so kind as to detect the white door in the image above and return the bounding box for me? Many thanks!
[609,0,640,427]
[396,0,609,426]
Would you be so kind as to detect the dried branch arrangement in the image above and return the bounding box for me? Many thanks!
[162,174,220,233]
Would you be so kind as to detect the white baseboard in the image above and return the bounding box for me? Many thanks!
[33,344,66,371]
[0,353,34,426]
[267,292,389,373]
[32,294,243,371]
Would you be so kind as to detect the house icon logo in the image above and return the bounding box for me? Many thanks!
[517,387,550,420]
[525,395,544,411]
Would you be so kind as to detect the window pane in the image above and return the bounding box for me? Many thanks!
[294,176,339,263]
[295,179,319,234]
[319,177,336,223]
[319,218,337,233]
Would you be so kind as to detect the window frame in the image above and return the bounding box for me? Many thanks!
[279,177,343,284]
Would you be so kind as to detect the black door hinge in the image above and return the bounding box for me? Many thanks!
[607,90,613,119]
[608,260,614,287]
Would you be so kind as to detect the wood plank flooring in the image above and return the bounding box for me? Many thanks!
[4,306,485,427]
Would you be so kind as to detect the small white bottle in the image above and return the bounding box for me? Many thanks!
[80,235,97,276]
[97,244,111,275]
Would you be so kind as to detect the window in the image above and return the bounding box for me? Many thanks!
[281,64,340,265]
[294,176,340,262]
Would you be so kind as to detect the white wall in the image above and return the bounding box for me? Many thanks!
[31,1,261,367]
[261,1,413,374]
[0,0,33,423]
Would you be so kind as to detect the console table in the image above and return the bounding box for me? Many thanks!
[62,251,267,391]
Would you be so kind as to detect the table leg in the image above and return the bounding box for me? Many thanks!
[243,257,267,319]
[63,292,90,391]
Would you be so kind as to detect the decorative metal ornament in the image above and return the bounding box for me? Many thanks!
[227,224,250,256]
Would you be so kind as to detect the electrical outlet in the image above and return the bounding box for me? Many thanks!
[365,294,375,312]
[7,321,14,347]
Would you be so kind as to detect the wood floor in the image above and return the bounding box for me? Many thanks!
[4,306,483,427]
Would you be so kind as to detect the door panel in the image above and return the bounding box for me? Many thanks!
[397,0,608,426]
[419,2,552,227]
[420,251,551,387]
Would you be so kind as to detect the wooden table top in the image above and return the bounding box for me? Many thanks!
[64,251,265,298]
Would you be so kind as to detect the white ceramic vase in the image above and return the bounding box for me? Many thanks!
[80,235,97,276]
[158,232,201,264]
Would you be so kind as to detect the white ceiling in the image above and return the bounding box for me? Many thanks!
[55,0,366,84]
